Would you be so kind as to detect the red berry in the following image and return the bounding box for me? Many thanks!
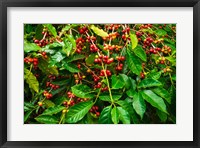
[121,56,125,61]
[140,72,145,79]
[33,58,38,62]
[34,40,39,43]
[28,58,33,63]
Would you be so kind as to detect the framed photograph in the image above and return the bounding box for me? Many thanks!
[0,0,199,147]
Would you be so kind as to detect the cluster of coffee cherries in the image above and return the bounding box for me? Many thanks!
[63,100,76,107]
[115,56,125,71]
[105,24,121,30]
[94,82,102,89]
[163,67,173,73]
[122,27,130,41]
[99,70,112,77]
[74,74,86,84]
[46,82,60,90]
[48,75,56,80]
[143,37,154,47]
[67,91,76,98]
[101,86,108,92]
[89,105,100,116]
[34,38,49,47]
[139,24,153,29]
[78,26,88,34]
[102,32,119,41]
[122,27,130,34]
[43,90,53,99]
[90,44,99,52]
[86,36,96,43]
[153,38,164,44]
[24,57,39,69]
[76,37,85,53]
[136,31,143,37]
[63,98,89,107]
[146,47,161,54]
[156,56,166,64]
[33,28,51,47]
[94,55,114,65]
[91,73,109,91]
[40,51,48,59]
[93,75,100,83]
[63,92,89,107]
[103,44,122,51]
[161,45,171,54]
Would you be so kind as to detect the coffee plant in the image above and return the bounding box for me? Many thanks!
[24,24,176,124]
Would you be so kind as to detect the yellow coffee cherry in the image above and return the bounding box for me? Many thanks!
[62,109,68,113]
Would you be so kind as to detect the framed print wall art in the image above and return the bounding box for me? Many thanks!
[0,0,200,148]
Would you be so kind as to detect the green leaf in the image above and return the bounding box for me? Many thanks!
[126,89,137,98]
[62,62,80,73]
[140,28,154,34]
[155,29,167,36]
[24,69,39,93]
[25,24,34,34]
[42,106,65,115]
[119,74,130,89]
[133,45,147,62]
[129,77,136,90]
[117,107,130,124]
[54,96,67,105]
[90,25,109,37]
[43,100,55,108]
[98,106,112,124]
[111,75,125,89]
[152,87,171,104]
[65,100,94,123]
[165,57,176,66]
[149,69,161,80]
[38,58,59,76]
[51,79,69,86]
[67,54,85,63]
[111,106,119,124]
[157,109,168,122]
[117,99,140,124]
[138,78,162,89]
[44,24,57,37]
[61,25,71,32]
[35,115,58,124]
[51,52,65,63]
[127,50,142,75]
[24,102,35,109]
[35,24,44,40]
[24,42,41,53]
[51,86,66,96]
[172,74,176,81]
[62,40,73,56]
[99,93,122,102]
[45,42,63,49]
[66,35,76,49]
[85,54,96,66]
[132,92,146,119]
[140,90,167,113]
[130,33,138,50]
[24,110,33,122]
[163,24,172,33]
[164,38,175,45]
[71,84,95,99]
